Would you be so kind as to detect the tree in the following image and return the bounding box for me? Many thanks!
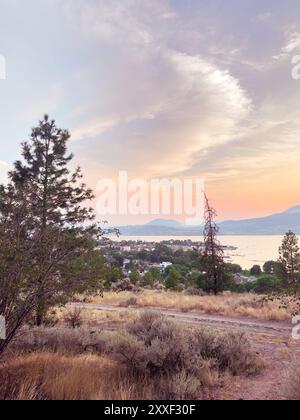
[253,275,281,294]
[130,266,141,285]
[165,266,180,290]
[0,182,105,354]
[250,265,262,277]
[7,115,102,325]
[279,231,300,289]
[263,261,277,275]
[141,272,154,288]
[149,267,163,283]
[202,195,228,294]
[0,116,109,353]
[104,266,123,289]
[226,263,242,274]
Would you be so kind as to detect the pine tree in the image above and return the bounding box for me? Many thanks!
[10,115,94,229]
[7,115,103,325]
[279,231,300,289]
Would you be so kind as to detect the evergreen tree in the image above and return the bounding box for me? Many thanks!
[4,115,105,326]
[279,231,300,289]
[10,115,94,228]
[0,179,105,353]
[165,266,180,290]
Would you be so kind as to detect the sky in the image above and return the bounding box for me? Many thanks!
[1,0,300,225]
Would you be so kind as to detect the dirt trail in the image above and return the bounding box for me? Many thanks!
[73,302,293,338]
[73,303,300,400]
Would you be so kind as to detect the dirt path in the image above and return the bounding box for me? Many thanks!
[73,302,300,400]
[73,302,293,338]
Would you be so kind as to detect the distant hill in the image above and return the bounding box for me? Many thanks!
[117,206,300,236]
[146,219,183,228]
[218,205,300,235]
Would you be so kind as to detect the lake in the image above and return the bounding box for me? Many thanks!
[114,235,290,269]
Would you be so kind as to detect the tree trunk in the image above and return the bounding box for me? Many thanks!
[36,301,46,327]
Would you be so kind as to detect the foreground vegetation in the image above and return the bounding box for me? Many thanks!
[0,313,264,400]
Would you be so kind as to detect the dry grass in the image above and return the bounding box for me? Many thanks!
[0,353,155,400]
[1,312,265,401]
[55,307,138,330]
[87,291,295,322]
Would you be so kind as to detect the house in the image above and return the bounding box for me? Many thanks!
[233,274,255,285]
[160,262,173,272]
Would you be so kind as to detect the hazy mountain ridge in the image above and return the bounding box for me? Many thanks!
[117,206,300,236]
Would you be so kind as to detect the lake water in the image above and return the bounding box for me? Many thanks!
[114,235,291,269]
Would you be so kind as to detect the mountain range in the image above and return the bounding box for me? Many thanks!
[117,205,300,236]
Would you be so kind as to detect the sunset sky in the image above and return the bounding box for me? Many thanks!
[1,0,300,224]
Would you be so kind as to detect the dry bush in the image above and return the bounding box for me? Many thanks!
[109,313,263,386]
[111,279,140,293]
[119,297,138,308]
[157,371,204,400]
[184,288,206,296]
[64,308,83,329]
[152,282,165,291]
[191,328,264,376]
[284,360,300,400]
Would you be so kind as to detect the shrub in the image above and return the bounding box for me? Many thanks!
[184,287,206,296]
[111,278,139,293]
[157,371,203,400]
[110,313,264,381]
[153,282,165,291]
[64,308,83,329]
[119,297,138,308]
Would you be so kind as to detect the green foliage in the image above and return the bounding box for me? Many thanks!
[250,265,262,276]
[263,261,277,274]
[112,253,124,268]
[104,266,123,289]
[194,272,209,291]
[253,275,282,294]
[141,272,154,288]
[129,266,140,285]
[165,266,180,290]
[148,267,163,283]
[226,263,242,274]
[279,231,300,289]
[0,116,108,352]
